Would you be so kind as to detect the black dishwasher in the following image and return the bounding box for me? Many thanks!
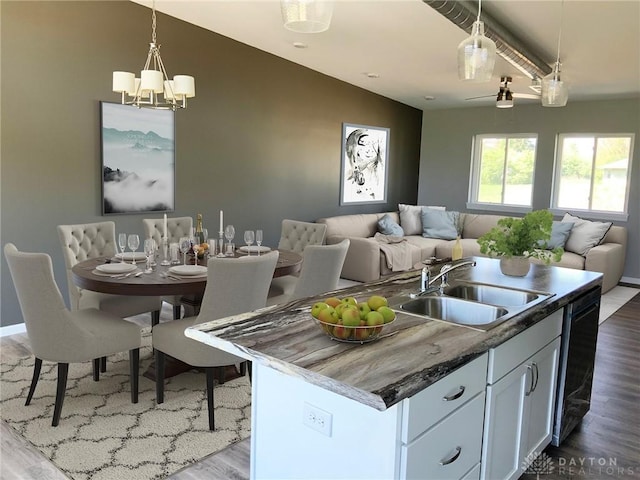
[552,286,601,446]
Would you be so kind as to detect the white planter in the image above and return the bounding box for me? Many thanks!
[499,256,530,277]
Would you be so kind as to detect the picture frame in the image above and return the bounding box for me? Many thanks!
[100,102,175,215]
[340,123,389,205]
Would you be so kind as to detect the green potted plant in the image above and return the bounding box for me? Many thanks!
[477,209,563,276]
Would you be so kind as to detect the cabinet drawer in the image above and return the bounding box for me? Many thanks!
[488,309,562,384]
[400,392,485,480]
[402,353,488,444]
[461,463,480,480]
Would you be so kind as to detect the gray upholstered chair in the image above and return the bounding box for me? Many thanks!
[3,243,142,427]
[152,250,279,430]
[277,219,327,254]
[267,239,350,305]
[142,216,194,319]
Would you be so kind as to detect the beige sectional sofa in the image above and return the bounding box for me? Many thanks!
[317,210,627,293]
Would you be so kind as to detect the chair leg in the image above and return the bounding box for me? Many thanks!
[172,305,181,320]
[52,363,69,427]
[206,367,215,431]
[247,361,253,383]
[151,310,160,327]
[25,357,42,406]
[216,366,225,385]
[155,350,165,404]
[100,356,107,373]
[129,348,140,404]
[93,358,100,381]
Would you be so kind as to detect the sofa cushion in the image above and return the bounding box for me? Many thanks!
[399,204,445,236]
[404,235,441,260]
[319,212,395,239]
[461,214,507,239]
[421,210,459,240]
[562,213,612,256]
[436,238,482,259]
[378,214,404,236]
[531,251,585,270]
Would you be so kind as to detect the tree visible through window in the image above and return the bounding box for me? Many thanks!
[470,134,537,207]
[553,134,634,213]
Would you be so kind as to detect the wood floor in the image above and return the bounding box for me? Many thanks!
[2,293,639,480]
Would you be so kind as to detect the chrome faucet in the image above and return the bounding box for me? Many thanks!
[418,258,477,296]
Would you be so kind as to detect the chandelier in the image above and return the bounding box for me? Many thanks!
[281,0,334,33]
[457,0,496,82]
[541,0,568,107]
[112,1,195,110]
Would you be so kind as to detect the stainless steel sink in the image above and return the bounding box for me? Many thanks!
[443,283,540,307]
[397,296,508,329]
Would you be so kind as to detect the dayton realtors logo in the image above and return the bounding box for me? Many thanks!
[523,452,639,477]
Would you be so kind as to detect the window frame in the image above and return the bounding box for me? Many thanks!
[550,133,634,222]
[466,133,538,214]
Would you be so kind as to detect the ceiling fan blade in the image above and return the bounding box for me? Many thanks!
[465,94,496,100]
[512,93,540,99]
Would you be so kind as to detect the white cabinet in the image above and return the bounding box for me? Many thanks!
[400,353,488,480]
[481,310,562,480]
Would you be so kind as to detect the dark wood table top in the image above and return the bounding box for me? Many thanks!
[71,249,303,296]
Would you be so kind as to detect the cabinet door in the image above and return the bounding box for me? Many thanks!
[522,337,561,462]
[481,363,529,480]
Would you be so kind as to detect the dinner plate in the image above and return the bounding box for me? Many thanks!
[96,263,138,274]
[169,265,208,276]
[115,252,147,262]
[239,245,271,253]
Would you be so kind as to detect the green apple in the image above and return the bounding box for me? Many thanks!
[354,326,371,341]
[377,306,396,324]
[357,302,372,320]
[341,296,358,306]
[366,310,384,327]
[325,297,342,308]
[341,307,361,327]
[367,295,388,311]
[334,303,350,318]
[332,322,351,340]
[311,302,329,318]
[318,306,338,324]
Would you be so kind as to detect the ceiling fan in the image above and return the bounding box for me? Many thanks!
[466,76,540,108]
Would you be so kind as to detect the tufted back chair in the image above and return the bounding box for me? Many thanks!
[142,216,193,245]
[57,222,118,310]
[277,219,327,254]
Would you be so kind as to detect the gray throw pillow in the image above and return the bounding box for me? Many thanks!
[399,204,446,236]
[421,209,459,240]
[562,213,612,256]
[544,221,574,249]
[378,214,404,236]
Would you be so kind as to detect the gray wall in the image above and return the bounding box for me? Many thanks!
[0,1,423,327]
[417,100,640,280]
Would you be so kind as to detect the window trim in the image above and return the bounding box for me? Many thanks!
[468,133,539,210]
[550,133,635,218]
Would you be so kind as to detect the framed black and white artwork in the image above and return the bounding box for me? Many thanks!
[100,102,175,215]
[340,123,389,205]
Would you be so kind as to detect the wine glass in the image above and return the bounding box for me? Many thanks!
[192,244,200,266]
[255,230,263,256]
[179,236,191,265]
[127,234,140,265]
[224,225,235,255]
[143,239,155,273]
[244,230,255,255]
[118,233,127,263]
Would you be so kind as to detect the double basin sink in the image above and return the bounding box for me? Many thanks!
[388,282,553,331]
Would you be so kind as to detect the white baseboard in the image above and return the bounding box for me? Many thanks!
[0,322,26,337]
[620,276,640,286]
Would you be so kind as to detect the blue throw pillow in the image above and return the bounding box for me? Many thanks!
[541,221,574,249]
[421,209,459,240]
[378,214,404,236]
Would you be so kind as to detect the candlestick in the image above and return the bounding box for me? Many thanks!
[163,213,168,240]
[219,210,224,233]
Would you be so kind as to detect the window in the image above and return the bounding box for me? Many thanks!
[468,134,537,210]
[552,134,634,216]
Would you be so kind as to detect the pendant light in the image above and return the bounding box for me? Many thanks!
[541,0,568,107]
[281,0,334,34]
[457,0,496,82]
[112,0,195,110]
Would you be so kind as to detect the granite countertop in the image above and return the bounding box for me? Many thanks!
[185,256,602,411]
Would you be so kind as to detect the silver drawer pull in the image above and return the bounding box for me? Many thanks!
[440,446,462,466]
[442,386,465,401]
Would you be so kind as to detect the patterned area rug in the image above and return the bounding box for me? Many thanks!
[0,329,251,480]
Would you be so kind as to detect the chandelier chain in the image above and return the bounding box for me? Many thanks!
[151,1,157,45]
[476,0,482,22]
[555,0,564,64]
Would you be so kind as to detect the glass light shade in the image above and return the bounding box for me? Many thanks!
[457,20,496,82]
[281,0,333,33]
[174,75,195,98]
[140,70,163,93]
[113,71,135,93]
[541,63,568,107]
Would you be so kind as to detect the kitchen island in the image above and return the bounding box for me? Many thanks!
[185,256,602,480]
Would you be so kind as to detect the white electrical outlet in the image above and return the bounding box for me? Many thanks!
[303,402,332,437]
